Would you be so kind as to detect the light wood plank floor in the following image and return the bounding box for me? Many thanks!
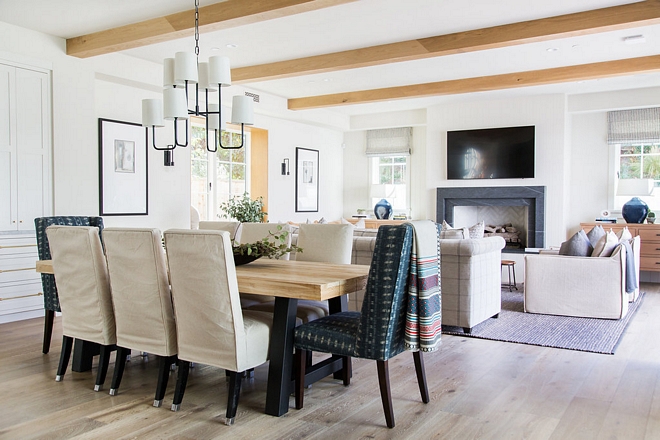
[2,283,660,439]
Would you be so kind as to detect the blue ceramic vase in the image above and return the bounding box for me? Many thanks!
[622,197,649,223]
[374,198,393,220]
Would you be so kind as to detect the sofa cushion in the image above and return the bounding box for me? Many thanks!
[592,230,619,257]
[558,229,593,256]
[586,224,606,248]
[617,226,633,241]
[468,221,485,239]
[441,220,468,239]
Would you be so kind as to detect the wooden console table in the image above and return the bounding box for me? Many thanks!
[347,218,406,229]
[581,222,660,272]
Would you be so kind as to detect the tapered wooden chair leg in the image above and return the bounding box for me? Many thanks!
[55,336,73,381]
[225,371,243,425]
[295,349,307,409]
[342,356,352,386]
[43,310,55,354]
[94,345,112,391]
[154,355,176,407]
[413,351,430,403]
[376,360,395,428]
[109,346,130,395]
[171,360,190,411]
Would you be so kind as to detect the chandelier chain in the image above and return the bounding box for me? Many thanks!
[194,0,200,57]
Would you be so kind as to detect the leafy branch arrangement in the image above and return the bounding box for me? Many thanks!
[233,225,302,259]
[219,193,267,223]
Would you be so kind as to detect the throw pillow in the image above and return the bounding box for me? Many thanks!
[440,220,468,239]
[354,218,366,228]
[617,226,633,241]
[318,217,328,224]
[468,221,485,239]
[586,225,605,248]
[558,229,593,256]
[592,230,618,257]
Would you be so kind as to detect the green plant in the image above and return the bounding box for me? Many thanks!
[648,211,656,218]
[232,225,302,259]
[219,193,267,223]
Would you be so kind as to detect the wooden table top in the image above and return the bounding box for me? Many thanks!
[36,258,369,301]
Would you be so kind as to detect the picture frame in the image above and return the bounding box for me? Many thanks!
[98,118,148,216]
[295,147,319,212]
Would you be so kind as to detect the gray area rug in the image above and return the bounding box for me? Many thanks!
[442,288,645,354]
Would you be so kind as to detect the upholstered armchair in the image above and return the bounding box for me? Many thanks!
[198,220,241,241]
[46,226,116,391]
[293,224,430,429]
[34,216,104,354]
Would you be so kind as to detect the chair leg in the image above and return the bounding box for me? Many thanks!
[376,360,395,429]
[55,336,73,381]
[295,349,307,410]
[172,360,190,411]
[154,355,177,407]
[225,371,243,425]
[462,327,471,334]
[413,351,430,404]
[109,346,130,396]
[342,356,352,386]
[94,345,112,392]
[43,310,55,354]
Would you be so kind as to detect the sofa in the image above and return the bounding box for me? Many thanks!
[291,225,506,332]
[524,236,640,320]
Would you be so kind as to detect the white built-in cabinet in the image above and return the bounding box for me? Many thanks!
[0,60,52,323]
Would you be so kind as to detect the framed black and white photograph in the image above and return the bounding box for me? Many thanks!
[295,147,319,212]
[99,118,148,215]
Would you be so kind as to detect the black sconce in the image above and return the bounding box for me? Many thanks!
[281,158,290,175]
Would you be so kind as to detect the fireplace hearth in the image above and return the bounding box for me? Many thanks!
[436,186,545,249]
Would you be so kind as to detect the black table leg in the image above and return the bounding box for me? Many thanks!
[265,296,298,417]
[72,339,99,372]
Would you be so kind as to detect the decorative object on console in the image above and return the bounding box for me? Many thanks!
[648,211,656,224]
[371,184,395,219]
[617,178,654,223]
[140,0,254,166]
[373,198,393,220]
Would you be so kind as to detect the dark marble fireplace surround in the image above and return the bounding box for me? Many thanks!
[436,186,546,249]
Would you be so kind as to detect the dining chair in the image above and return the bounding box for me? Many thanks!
[45,225,116,391]
[34,216,104,354]
[163,229,273,425]
[198,220,242,242]
[103,228,178,407]
[293,224,430,428]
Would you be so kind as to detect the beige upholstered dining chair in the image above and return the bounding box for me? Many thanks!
[163,229,273,425]
[103,228,178,407]
[198,220,241,242]
[45,225,116,391]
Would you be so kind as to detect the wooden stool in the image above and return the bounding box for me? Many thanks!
[501,260,518,292]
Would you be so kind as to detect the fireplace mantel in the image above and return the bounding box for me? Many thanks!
[436,186,545,248]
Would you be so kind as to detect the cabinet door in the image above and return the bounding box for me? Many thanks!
[0,64,17,231]
[15,68,50,231]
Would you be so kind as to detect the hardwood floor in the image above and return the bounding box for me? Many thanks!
[2,283,660,439]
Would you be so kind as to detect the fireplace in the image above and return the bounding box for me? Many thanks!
[436,186,545,249]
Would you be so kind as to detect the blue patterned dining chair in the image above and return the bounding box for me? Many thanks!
[35,216,104,354]
[293,223,430,429]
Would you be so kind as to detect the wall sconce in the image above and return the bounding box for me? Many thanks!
[281,158,290,176]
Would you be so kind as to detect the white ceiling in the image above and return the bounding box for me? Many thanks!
[1,0,658,117]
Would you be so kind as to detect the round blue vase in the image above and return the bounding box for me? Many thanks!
[622,197,649,223]
[374,198,393,220]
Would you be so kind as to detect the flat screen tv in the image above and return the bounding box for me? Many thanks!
[446,125,535,180]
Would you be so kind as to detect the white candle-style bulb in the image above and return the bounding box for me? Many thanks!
[207,103,226,130]
[163,88,189,120]
[231,95,254,125]
[142,99,164,127]
[198,62,217,92]
[174,52,198,84]
[163,58,180,87]
[208,56,231,87]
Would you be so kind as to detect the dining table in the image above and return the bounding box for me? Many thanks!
[36,257,370,417]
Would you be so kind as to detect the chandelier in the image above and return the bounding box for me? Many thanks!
[141,0,254,166]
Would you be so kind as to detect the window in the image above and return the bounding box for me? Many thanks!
[619,143,660,182]
[370,155,409,212]
[191,121,250,221]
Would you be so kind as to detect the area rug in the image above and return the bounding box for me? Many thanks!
[442,288,645,354]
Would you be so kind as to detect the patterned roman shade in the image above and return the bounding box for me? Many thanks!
[366,127,412,156]
[607,107,660,144]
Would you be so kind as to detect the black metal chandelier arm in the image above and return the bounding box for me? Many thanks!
[206,115,218,153]
[219,123,246,150]
[173,117,189,148]
[149,126,176,151]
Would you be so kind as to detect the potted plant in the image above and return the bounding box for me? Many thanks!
[219,193,267,223]
[232,225,302,265]
[648,211,656,224]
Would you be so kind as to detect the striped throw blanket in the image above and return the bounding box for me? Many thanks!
[404,220,442,352]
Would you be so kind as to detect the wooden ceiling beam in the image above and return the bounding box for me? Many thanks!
[66,0,357,58]
[234,0,660,83]
[287,55,660,110]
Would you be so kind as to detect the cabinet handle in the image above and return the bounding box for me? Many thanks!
[12,221,16,224]
[19,220,23,223]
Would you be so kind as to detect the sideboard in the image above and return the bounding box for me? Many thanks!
[581,222,660,272]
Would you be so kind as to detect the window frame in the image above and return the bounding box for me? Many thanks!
[368,155,411,214]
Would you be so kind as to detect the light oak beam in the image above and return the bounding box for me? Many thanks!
[66,0,357,58]
[234,0,660,83]
[287,55,660,109]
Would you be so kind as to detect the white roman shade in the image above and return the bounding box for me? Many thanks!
[607,107,660,144]
[366,127,412,156]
